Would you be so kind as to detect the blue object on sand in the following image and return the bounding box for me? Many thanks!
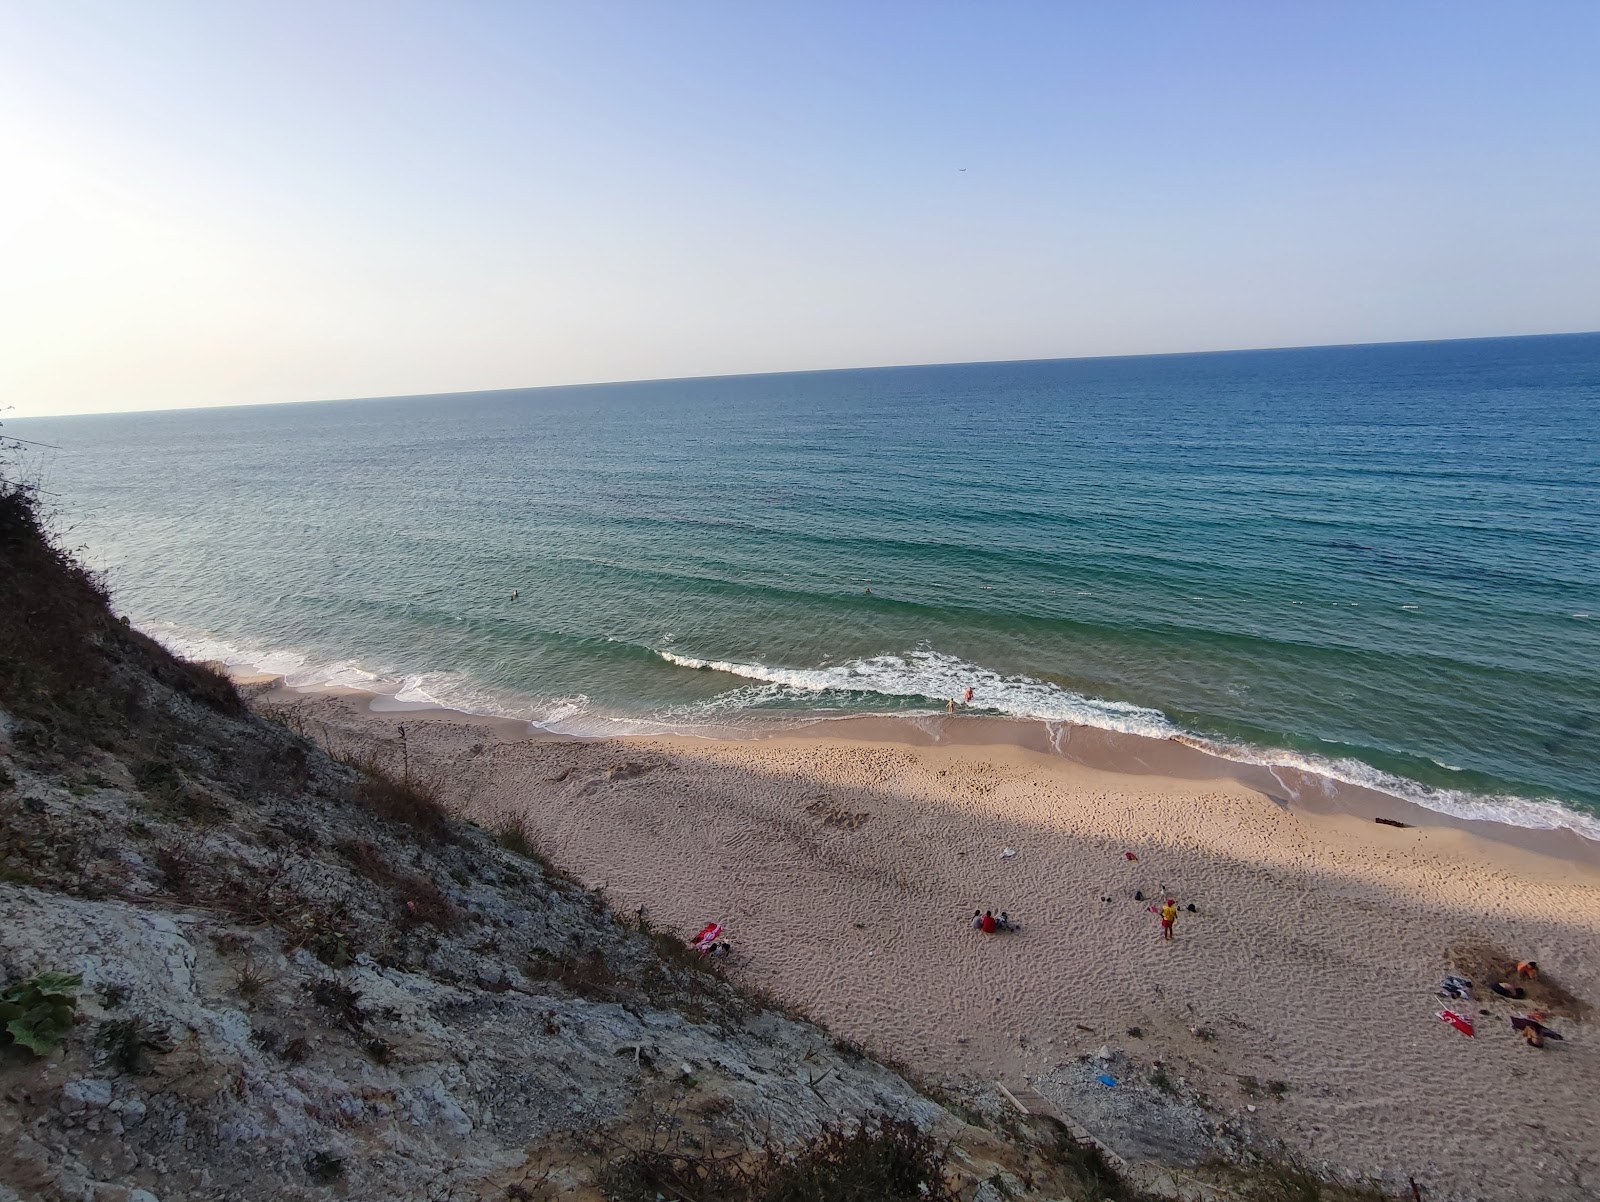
[1096,1074,1116,1087]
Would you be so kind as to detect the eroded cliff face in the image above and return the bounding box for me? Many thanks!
[0,490,1117,1202]
[0,725,957,1202]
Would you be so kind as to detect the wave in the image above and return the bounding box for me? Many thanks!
[142,622,1600,843]
[655,648,1180,737]
[144,626,577,728]
[1169,735,1600,841]
[655,647,1600,841]
[145,626,755,740]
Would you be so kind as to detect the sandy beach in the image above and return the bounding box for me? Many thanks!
[259,685,1600,1201]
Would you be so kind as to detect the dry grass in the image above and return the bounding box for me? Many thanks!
[602,1115,962,1202]
[333,836,462,931]
[1449,941,1591,1019]
[499,814,551,863]
[1227,1159,1402,1201]
[351,757,451,843]
[525,949,623,1001]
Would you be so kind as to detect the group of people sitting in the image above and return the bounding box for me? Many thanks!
[970,908,1017,934]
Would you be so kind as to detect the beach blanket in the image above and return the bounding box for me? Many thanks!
[692,922,723,952]
[1437,1009,1474,1037]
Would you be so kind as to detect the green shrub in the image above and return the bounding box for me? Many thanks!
[0,970,81,1055]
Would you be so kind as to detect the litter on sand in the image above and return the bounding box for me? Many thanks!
[1096,1074,1117,1087]
[1123,851,1139,861]
[1437,1009,1474,1036]
[1000,847,1017,859]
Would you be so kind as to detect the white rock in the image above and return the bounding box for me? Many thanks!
[60,1078,113,1113]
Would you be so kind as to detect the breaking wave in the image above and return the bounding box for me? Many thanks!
[656,648,1600,841]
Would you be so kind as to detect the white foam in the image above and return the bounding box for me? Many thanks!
[1174,735,1600,841]
[657,646,1600,842]
[140,621,1600,843]
[656,648,1180,739]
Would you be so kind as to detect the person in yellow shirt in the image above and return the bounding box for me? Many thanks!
[1159,899,1178,941]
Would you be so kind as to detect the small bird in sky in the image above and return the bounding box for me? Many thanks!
[958,167,967,172]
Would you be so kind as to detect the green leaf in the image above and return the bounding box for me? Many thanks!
[0,971,80,1055]
[26,972,83,1000]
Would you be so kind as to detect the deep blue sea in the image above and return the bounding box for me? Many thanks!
[15,335,1600,835]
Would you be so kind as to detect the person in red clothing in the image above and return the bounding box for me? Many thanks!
[980,910,997,934]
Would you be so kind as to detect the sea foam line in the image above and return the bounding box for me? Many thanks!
[655,647,1600,841]
[136,621,1600,842]
[656,648,1179,738]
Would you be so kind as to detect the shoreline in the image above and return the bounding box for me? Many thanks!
[262,678,1600,1201]
[233,665,1600,868]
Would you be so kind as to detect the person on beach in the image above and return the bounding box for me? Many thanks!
[964,686,974,703]
[980,910,997,934]
[947,698,956,714]
[1517,960,1539,980]
[1160,898,1178,941]
[1511,1014,1562,1047]
[971,909,983,930]
[998,910,1014,932]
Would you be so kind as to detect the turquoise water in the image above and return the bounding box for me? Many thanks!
[15,334,1600,834]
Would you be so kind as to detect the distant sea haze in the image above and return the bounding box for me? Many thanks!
[18,334,1600,837]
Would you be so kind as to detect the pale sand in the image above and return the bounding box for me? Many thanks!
[268,689,1600,1201]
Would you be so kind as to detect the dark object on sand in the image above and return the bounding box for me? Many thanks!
[1186,903,1197,913]
[1511,1014,1563,1047]
[1375,817,1411,828]
[1133,890,1144,901]
[1491,982,1527,999]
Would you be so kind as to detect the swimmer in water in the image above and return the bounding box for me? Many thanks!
[963,687,974,704]
[511,589,519,600]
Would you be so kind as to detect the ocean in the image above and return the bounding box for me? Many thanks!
[14,334,1600,836]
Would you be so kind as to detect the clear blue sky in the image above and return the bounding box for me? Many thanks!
[3,1,1597,416]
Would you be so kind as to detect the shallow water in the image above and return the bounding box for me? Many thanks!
[16,333,1600,834]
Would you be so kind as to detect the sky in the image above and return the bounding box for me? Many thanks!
[3,2,1598,418]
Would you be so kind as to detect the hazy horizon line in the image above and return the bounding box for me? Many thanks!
[13,327,1598,423]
